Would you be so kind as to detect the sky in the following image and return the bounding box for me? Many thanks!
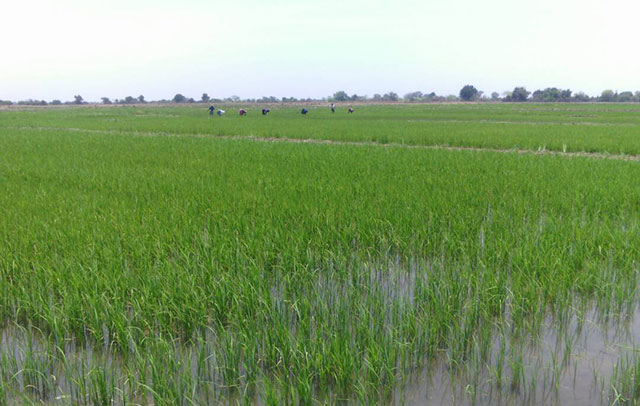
[1,0,639,102]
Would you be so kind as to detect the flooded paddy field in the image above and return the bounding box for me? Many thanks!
[1,104,640,404]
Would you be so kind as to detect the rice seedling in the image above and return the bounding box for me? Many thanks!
[1,104,640,404]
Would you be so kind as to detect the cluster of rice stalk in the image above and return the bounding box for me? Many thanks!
[1,106,640,404]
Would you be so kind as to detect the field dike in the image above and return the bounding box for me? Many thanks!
[3,125,640,162]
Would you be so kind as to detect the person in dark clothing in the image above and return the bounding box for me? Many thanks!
[208,105,215,115]
[301,108,309,115]
[262,108,270,115]
[217,109,226,116]
[348,107,354,114]
[330,103,335,113]
[239,109,247,116]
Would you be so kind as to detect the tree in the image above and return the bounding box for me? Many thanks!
[617,91,633,102]
[509,87,530,102]
[201,93,210,103]
[258,96,279,103]
[333,91,349,101]
[599,89,616,102]
[459,85,479,101]
[422,92,437,102]
[172,94,186,103]
[404,91,423,102]
[73,95,84,104]
[491,92,500,100]
[101,97,112,104]
[382,92,399,102]
[372,94,382,101]
[51,100,62,105]
[138,95,146,103]
[573,92,590,102]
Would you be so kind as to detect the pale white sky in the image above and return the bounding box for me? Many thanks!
[1,0,639,101]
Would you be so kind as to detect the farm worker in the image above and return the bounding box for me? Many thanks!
[301,108,309,115]
[208,105,215,115]
[348,107,354,114]
[217,109,226,116]
[330,103,335,113]
[262,108,270,115]
[239,109,247,116]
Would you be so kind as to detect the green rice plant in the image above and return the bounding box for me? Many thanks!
[1,104,640,404]
[609,350,640,405]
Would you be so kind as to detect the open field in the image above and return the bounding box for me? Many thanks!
[3,103,640,155]
[1,104,640,405]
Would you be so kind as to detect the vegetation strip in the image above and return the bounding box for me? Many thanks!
[3,125,640,162]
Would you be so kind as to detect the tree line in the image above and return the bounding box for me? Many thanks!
[3,87,640,106]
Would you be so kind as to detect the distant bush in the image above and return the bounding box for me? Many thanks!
[531,88,573,102]
[258,96,280,103]
[17,99,47,105]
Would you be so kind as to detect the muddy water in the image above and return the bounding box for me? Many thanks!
[397,308,640,406]
[2,307,639,405]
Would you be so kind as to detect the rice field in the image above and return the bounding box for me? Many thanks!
[1,103,640,405]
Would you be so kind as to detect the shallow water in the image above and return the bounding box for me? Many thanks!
[2,298,639,405]
[397,308,640,406]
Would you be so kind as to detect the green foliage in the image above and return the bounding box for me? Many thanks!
[600,89,617,102]
[1,104,640,404]
[531,87,572,102]
[459,84,479,101]
[506,87,530,102]
[172,93,187,103]
[332,90,349,101]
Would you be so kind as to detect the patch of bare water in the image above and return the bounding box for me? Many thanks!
[396,307,640,406]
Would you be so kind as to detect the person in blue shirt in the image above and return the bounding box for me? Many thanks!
[301,108,309,115]
[208,105,215,115]
[262,108,270,115]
